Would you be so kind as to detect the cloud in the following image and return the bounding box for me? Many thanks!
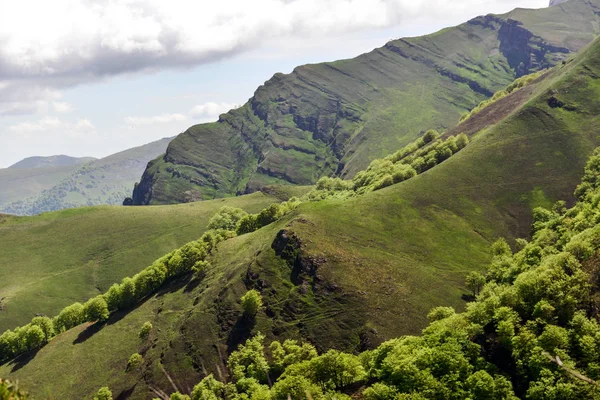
[0,0,547,116]
[53,101,73,113]
[8,116,96,138]
[124,113,187,126]
[190,102,238,119]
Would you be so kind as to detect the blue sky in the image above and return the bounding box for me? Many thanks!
[0,0,549,168]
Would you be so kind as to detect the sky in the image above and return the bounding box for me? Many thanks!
[0,0,550,168]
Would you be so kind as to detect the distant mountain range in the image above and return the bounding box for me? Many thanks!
[0,138,172,215]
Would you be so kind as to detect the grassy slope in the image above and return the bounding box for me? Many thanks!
[5,36,600,399]
[1,138,171,216]
[0,192,278,332]
[133,0,600,205]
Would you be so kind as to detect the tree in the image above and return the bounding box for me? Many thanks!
[22,325,45,351]
[139,321,153,339]
[30,316,54,342]
[83,296,110,323]
[54,302,84,332]
[208,206,248,231]
[170,393,191,400]
[466,272,486,297]
[241,290,263,317]
[423,129,440,144]
[127,353,143,371]
[119,277,136,309]
[228,333,269,382]
[93,387,113,400]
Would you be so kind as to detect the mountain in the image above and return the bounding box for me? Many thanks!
[1,138,172,216]
[8,155,96,169]
[132,0,600,206]
[549,0,570,6]
[3,29,600,398]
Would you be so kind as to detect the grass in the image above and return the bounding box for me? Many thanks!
[135,0,600,205]
[0,192,278,332]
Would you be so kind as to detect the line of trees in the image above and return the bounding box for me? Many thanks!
[306,131,469,200]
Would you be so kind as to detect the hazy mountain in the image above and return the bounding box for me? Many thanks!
[8,155,96,169]
[1,137,172,215]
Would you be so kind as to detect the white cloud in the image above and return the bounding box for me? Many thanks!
[190,102,238,119]
[53,101,73,113]
[9,116,96,138]
[124,113,187,126]
[0,0,548,115]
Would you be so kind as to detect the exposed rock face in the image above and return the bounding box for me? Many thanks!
[550,0,569,6]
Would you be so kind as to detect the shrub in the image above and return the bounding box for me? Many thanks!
[0,379,28,400]
[170,393,191,400]
[373,175,394,191]
[423,129,440,144]
[208,206,248,231]
[241,290,263,317]
[139,321,153,339]
[93,387,113,400]
[127,353,143,371]
[427,307,455,322]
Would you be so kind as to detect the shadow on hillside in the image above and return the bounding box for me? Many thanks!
[73,321,106,344]
[115,384,137,400]
[156,273,194,298]
[226,315,256,353]
[9,347,42,372]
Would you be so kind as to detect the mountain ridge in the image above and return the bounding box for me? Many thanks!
[132,0,600,205]
[8,155,96,169]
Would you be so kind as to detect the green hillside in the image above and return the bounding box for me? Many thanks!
[132,0,600,205]
[4,31,600,399]
[1,138,171,216]
[0,192,279,332]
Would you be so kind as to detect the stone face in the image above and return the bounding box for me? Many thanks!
[549,0,569,6]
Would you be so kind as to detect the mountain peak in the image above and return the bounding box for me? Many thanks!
[549,0,569,6]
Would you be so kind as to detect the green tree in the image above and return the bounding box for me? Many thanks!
[54,302,84,332]
[228,333,269,382]
[93,387,113,400]
[208,206,248,231]
[30,316,54,342]
[139,321,153,339]
[465,272,486,297]
[22,325,45,351]
[170,393,191,400]
[83,296,110,323]
[241,290,263,317]
[0,379,28,400]
[127,353,143,371]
